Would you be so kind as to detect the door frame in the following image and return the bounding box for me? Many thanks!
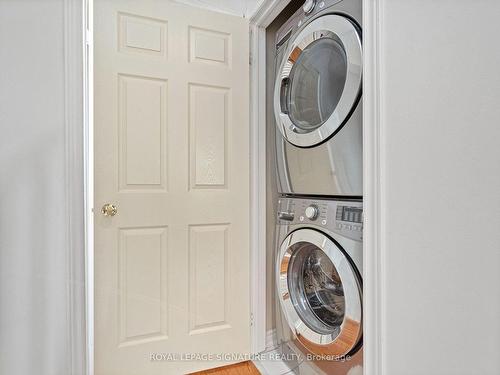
[64,0,88,374]
[362,1,383,374]
[249,0,292,354]
[249,0,383,373]
[83,0,94,374]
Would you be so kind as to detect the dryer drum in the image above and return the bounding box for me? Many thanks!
[274,14,362,148]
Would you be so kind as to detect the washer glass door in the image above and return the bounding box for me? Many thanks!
[290,244,345,335]
[278,229,362,355]
[275,14,362,147]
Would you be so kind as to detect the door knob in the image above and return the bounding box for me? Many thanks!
[101,203,118,217]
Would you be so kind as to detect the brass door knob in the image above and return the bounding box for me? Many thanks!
[101,203,118,217]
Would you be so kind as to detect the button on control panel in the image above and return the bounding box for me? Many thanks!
[335,204,363,237]
[278,211,294,221]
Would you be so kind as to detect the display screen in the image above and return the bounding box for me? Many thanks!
[336,206,363,223]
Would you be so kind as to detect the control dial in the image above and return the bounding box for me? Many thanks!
[305,205,319,220]
[303,0,316,14]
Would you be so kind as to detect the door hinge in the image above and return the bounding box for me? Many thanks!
[250,312,254,326]
[85,29,93,46]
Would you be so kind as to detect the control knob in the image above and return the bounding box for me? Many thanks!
[303,0,316,14]
[305,205,319,220]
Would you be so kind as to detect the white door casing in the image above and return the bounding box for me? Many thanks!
[94,1,250,374]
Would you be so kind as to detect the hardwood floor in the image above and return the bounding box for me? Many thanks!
[190,361,261,375]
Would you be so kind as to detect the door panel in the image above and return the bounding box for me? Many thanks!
[94,1,250,374]
[118,74,168,191]
[189,83,229,189]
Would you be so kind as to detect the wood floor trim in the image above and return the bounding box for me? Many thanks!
[189,361,260,374]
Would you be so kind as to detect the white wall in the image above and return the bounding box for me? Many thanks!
[377,1,500,374]
[0,1,85,374]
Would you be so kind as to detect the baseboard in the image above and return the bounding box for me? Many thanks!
[265,328,278,351]
[253,328,295,375]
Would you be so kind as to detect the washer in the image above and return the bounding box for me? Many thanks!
[274,0,362,197]
[275,196,363,374]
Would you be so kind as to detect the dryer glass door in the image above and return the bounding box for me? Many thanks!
[278,229,362,355]
[288,38,347,132]
[274,14,362,147]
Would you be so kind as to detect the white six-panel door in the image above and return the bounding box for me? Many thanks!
[94,1,250,373]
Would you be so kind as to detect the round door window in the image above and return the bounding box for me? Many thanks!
[288,242,345,337]
[277,228,362,353]
[274,15,362,148]
[288,37,348,132]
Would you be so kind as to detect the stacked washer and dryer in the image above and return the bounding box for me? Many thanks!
[271,0,363,374]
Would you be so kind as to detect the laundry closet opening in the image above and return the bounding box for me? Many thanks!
[262,0,364,374]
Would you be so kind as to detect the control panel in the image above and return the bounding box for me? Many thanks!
[275,0,345,47]
[297,1,326,28]
[277,197,363,241]
[275,0,351,56]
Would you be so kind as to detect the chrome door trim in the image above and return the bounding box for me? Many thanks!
[274,14,362,148]
[277,228,362,355]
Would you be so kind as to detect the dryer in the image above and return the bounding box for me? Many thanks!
[275,196,363,374]
[274,0,362,197]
